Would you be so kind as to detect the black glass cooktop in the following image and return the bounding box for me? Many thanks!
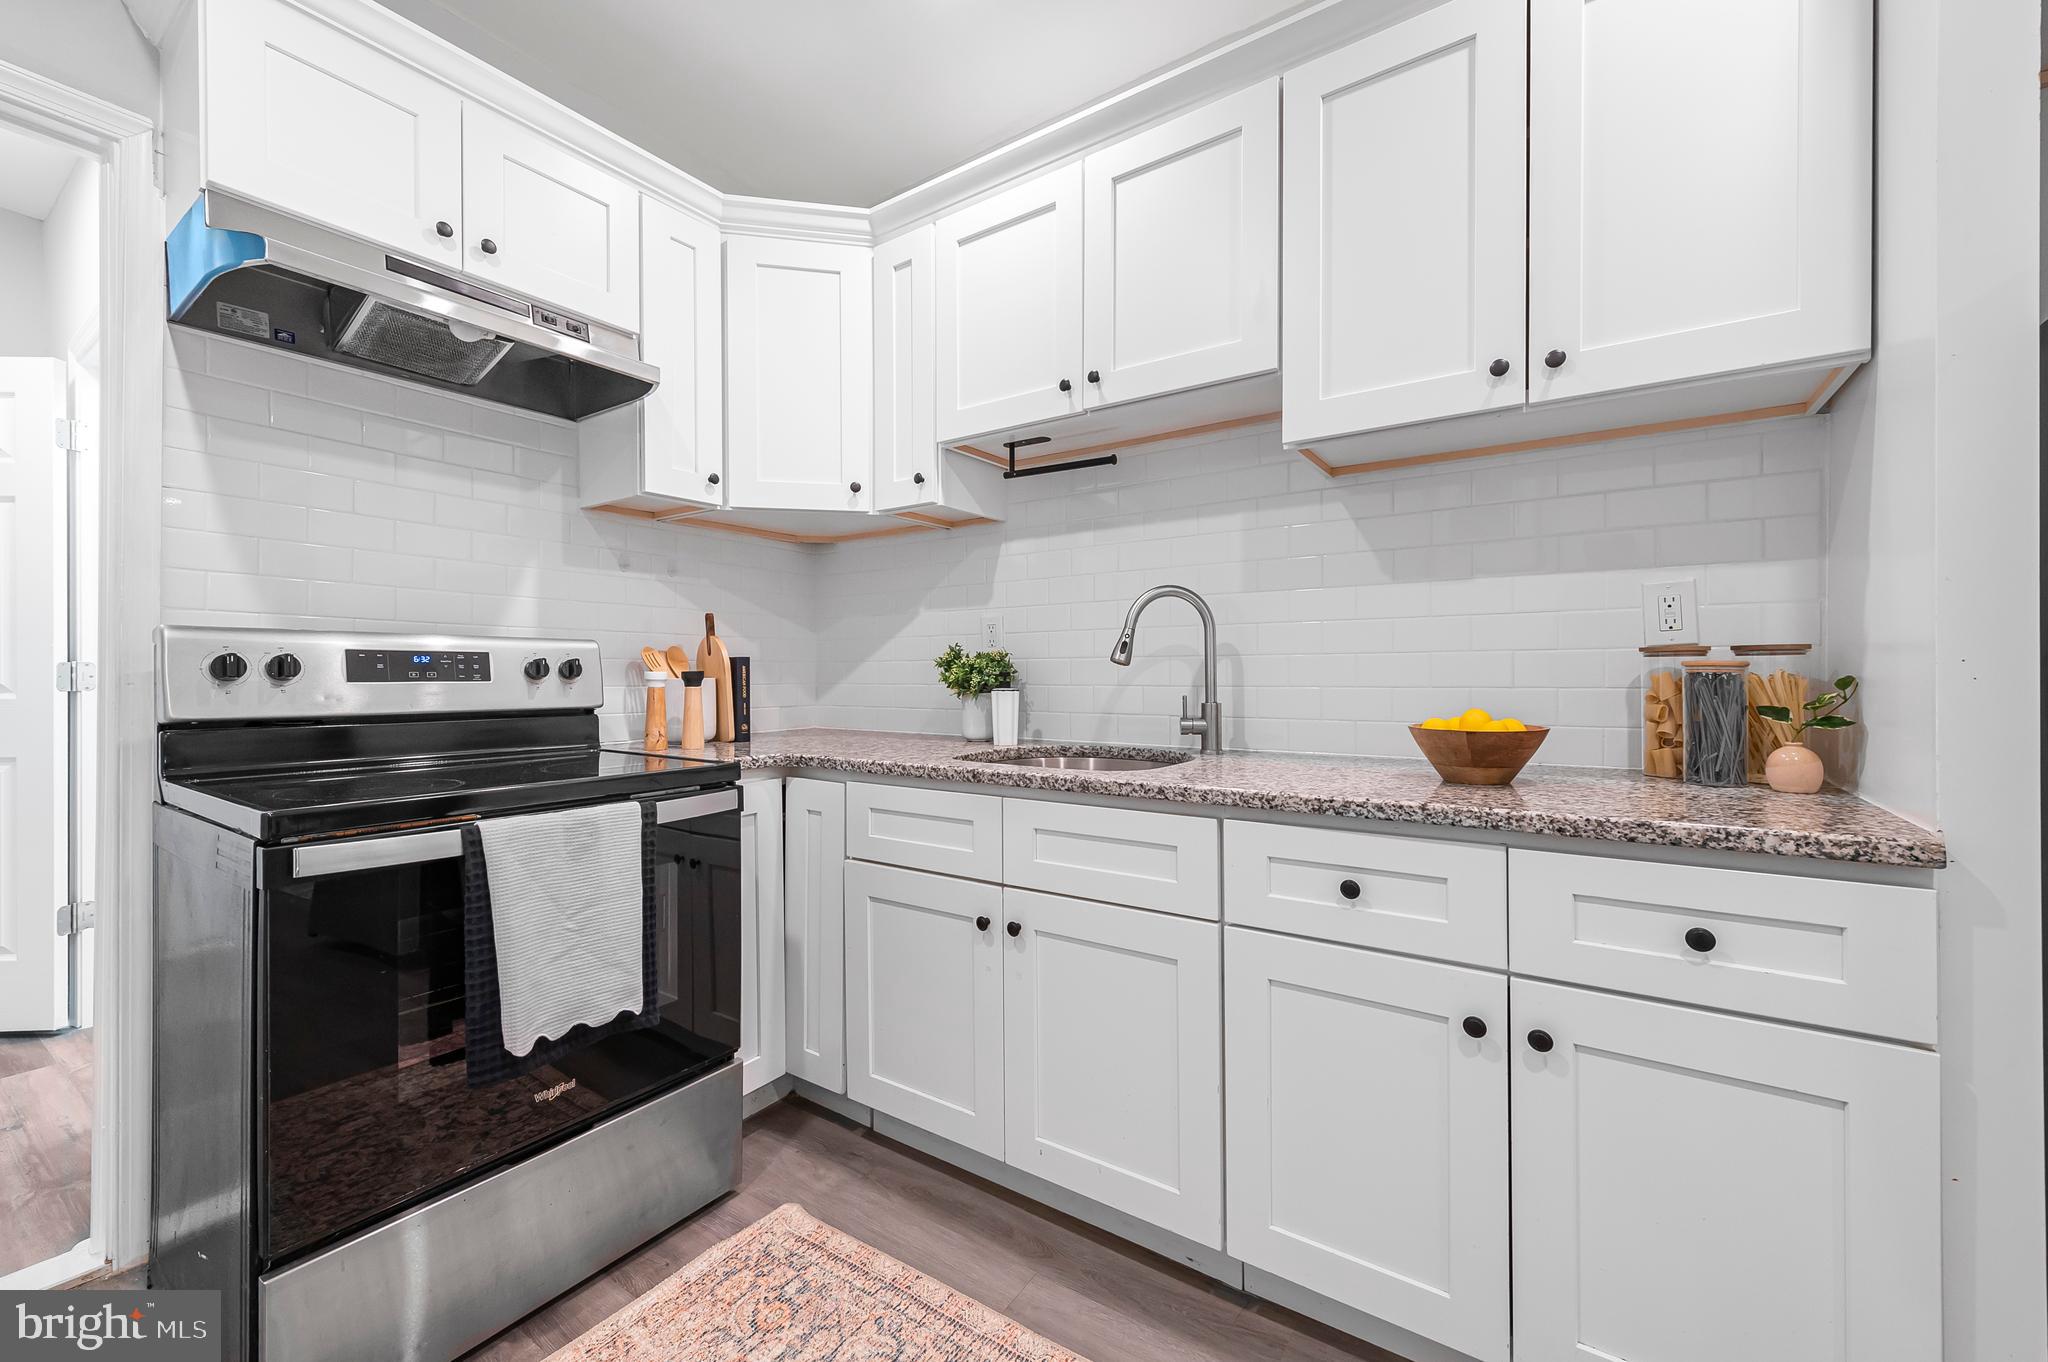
[165,745,736,841]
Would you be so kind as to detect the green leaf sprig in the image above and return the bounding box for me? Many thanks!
[934,643,1018,699]
[1756,675,1859,738]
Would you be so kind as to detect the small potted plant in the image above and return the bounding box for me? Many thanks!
[1754,675,1858,794]
[934,643,1017,741]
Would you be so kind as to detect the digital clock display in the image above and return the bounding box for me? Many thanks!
[345,648,493,683]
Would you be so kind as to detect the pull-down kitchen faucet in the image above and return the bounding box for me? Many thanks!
[1109,585,1222,753]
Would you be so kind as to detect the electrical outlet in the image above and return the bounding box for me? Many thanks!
[1641,578,1699,644]
[982,616,1002,651]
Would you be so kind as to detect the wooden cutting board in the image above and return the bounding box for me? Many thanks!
[695,612,735,742]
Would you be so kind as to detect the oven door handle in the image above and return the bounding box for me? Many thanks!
[290,828,466,878]
[654,788,740,825]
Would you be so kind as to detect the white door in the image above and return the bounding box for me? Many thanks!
[846,861,1004,1156]
[0,361,68,1032]
[204,0,464,266]
[737,778,784,1094]
[1224,928,1509,1362]
[726,237,874,512]
[1526,0,1872,402]
[1002,888,1223,1248]
[1083,79,1279,408]
[635,196,725,506]
[872,226,939,511]
[1280,0,1527,445]
[935,165,1085,442]
[783,777,846,1090]
[461,103,641,330]
[1511,979,1940,1362]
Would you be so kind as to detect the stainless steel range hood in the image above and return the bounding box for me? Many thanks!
[167,192,657,422]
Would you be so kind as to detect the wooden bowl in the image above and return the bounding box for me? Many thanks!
[1408,724,1549,785]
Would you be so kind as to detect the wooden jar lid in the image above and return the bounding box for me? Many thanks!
[1681,658,1752,672]
[1639,643,1712,657]
[1729,643,1813,656]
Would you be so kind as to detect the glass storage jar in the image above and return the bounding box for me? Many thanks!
[1640,644,1710,779]
[1730,643,1814,784]
[1681,658,1752,787]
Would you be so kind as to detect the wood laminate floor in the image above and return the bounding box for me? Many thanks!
[0,1029,94,1279]
[467,1096,1402,1362]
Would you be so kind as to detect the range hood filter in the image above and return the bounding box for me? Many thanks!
[333,297,513,386]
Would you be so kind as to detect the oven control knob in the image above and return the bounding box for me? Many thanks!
[208,651,248,684]
[558,657,584,681]
[264,652,303,683]
[523,657,551,681]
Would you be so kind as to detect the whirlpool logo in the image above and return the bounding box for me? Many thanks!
[534,1078,578,1104]
[2,1292,219,1358]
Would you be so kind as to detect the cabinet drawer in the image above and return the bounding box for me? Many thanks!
[1509,850,1935,1042]
[1225,820,1505,968]
[847,782,1002,881]
[1003,799,1219,919]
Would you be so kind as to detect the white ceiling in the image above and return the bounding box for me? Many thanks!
[0,122,87,220]
[370,0,1313,206]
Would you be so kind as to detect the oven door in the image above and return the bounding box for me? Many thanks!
[255,789,742,1266]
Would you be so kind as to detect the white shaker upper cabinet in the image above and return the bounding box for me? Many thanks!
[1526,0,1872,403]
[935,165,1086,443]
[873,226,940,509]
[1281,0,1526,444]
[1511,979,1939,1362]
[1082,79,1279,409]
[203,0,464,267]
[461,103,641,330]
[629,197,724,504]
[726,237,875,512]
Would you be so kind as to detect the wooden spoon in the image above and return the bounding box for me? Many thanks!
[640,645,669,676]
[665,644,690,678]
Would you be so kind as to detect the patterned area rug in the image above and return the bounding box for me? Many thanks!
[545,1203,1090,1361]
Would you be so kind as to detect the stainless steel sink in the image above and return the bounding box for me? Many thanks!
[970,749,1194,773]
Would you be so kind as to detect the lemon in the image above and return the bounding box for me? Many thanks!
[1485,718,1527,732]
[1420,716,1453,730]
[1456,707,1493,731]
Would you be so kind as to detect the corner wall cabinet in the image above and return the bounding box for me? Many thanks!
[1283,0,1872,473]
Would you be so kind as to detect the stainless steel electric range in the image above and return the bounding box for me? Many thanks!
[148,626,743,1362]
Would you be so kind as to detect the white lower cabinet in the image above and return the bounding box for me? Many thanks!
[1225,927,1510,1362]
[845,861,1004,1157]
[784,777,847,1091]
[1510,978,1940,1362]
[736,777,785,1094]
[1002,888,1224,1248]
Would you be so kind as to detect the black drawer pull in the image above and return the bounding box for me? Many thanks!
[1462,1016,1487,1039]
[1527,1029,1554,1053]
[1006,921,1022,938]
[975,915,991,932]
[1684,926,1718,953]
[1338,879,1361,900]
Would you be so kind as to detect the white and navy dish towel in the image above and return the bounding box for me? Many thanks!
[461,801,655,1086]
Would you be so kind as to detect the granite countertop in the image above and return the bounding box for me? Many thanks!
[667,728,1944,870]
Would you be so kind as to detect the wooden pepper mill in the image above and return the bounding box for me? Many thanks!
[679,670,706,749]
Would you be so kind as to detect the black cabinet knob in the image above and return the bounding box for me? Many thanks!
[1544,349,1567,369]
[1006,921,1022,938]
[1058,378,1073,393]
[558,658,584,681]
[849,481,862,494]
[1087,369,1101,384]
[208,651,247,683]
[975,915,991,932]
[706,473,720,485]
[1684,926,1718,953]
[1338,879,1361,900]
[480,238,499,255]
[912,472,925,485]
[1527,1029,1554,1053]
[263,652,302,682]
[435,220,454,238]
[523,657,550,681]
[1488,358,1510,377]
[1462,1016,1488,1039]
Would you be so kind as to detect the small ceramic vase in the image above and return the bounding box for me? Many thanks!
[961,693,992,742]
[1764,741,1824,794]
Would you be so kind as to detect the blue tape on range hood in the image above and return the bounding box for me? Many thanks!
[166,195,267,320]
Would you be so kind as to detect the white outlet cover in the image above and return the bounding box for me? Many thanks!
[1641,578,1699,644]
[981,615,1002,650]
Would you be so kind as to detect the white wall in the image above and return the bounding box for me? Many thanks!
[815,418,1830,765]
[0,0,158,118]
[0,207,50,354]
[161,329,823,738]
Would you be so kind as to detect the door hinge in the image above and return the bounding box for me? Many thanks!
[57,901,95,935]
[54,418,86,453]
[54,661,97,693]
